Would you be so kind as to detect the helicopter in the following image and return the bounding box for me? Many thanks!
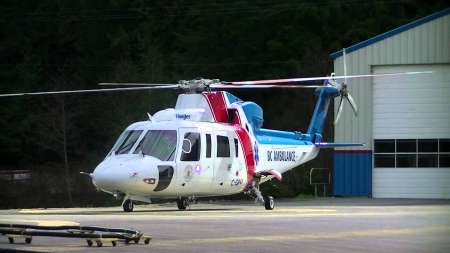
[0,67,430,212]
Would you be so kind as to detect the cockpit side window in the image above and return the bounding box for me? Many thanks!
[109,130,143,155]
[180,132,201,161]
[133,130,178,161]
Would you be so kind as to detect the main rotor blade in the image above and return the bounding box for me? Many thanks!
[223,71,434,85]
[0,85,179,97]
[99,83,176,86]
[346,92,358,116]
[210,84,322,89]
[333,96,344,126]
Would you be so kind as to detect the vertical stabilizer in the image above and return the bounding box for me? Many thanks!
[305,81,340,143]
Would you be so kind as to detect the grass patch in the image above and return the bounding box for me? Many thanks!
[295,194,315,199]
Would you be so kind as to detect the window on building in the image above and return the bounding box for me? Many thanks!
[217,135,230,157]
[374,139,450,168]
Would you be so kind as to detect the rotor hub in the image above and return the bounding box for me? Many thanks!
[178,78,221,93]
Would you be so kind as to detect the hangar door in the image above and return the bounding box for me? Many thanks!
[372,64,450,199]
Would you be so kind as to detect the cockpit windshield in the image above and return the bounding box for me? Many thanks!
[133,130,178,161]
[109,130,143,155]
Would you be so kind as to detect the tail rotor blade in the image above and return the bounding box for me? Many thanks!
[346,92,358,116]
[334,96,344,125]
[343,48,347,84]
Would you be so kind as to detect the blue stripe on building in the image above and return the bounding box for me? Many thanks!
[333,150,372,197]
[330,8,450,59]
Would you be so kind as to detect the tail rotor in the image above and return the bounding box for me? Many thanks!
[332,48,358,125]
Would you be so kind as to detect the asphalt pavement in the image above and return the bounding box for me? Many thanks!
[0,198,449,253]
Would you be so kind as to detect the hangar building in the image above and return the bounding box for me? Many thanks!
[330,8,450,199]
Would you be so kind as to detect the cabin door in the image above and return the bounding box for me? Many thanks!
[211,131,234,191]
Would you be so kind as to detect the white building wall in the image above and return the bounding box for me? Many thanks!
[373,65,450,139]
[333,12,450,150]
[333,10,450,199]
[372,64,450,199]
[372,168,450,198]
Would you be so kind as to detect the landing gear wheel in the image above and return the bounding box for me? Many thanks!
[25,237,32,244]
[112,241,117,246]
[177,197,188,210]
[264,196,274,210]
[87,240,93,246]
[144,239,150,244]
[8,237,14,243]
[96,241,103,247]
[123,199,134,212]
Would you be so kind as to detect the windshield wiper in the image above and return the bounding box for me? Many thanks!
[115,140,137,154]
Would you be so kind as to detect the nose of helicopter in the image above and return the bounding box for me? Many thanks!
[91,164,138,193]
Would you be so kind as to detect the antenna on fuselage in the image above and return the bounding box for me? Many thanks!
[147,112,155,122]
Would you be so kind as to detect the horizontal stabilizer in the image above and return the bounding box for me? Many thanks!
[315,142,365,148]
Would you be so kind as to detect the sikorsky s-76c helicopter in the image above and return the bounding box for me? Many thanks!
[0,67,430,212]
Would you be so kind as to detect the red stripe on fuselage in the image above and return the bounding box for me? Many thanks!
[234,110,242,125]
[203,92,229,123]
[203,92,254,188]
[231,124,255,189]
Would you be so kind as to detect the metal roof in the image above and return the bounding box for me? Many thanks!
[330,8,450,59]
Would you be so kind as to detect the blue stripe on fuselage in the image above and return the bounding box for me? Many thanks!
[255,128,312,145]
[225,92,244,104]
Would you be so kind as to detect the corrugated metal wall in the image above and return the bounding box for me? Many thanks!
[332,10,450,197]
[333,12,450,147]
[334,151,372,197]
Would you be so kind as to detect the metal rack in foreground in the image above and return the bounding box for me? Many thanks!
[0,223,153,247]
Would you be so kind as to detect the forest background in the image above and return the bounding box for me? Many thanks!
[0,0,448,209]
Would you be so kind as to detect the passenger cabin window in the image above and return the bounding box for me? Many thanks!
[133,130,177,161]
[206,134,212,158]
[181,132,201,161]
[217,135,230,157]
[110,130,143,155]
[234,138,239,157]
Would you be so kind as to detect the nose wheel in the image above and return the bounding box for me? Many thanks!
[176,196,197,210]
[177,197,188,210]
[123,199,134,212]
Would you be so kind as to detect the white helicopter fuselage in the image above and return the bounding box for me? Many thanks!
[91,120,319,200]
[90,91,320,202]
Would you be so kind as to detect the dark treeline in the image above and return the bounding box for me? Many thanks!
[0,0,447,208]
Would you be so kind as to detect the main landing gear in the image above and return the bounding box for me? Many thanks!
[177,196,197,210]
[123,199,134,212]
[245,178,275,210]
